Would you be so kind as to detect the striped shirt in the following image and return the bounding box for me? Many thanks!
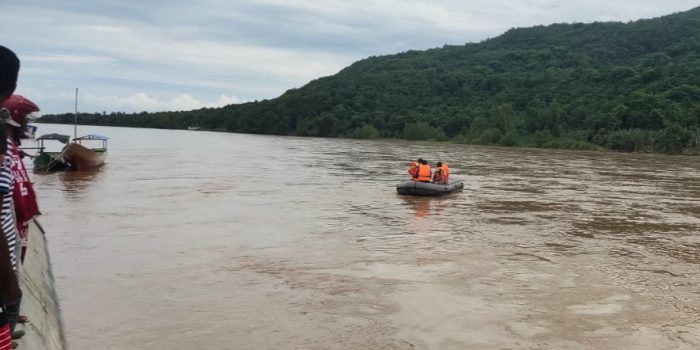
[0,324,11,349]
[0,137,17,318]
[0,137,17,273]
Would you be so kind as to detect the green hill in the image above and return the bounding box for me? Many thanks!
[39,7,700,154]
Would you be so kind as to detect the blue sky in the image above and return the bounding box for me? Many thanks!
[2,0,698,114]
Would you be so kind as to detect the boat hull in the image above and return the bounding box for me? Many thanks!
[33,152,69,172]
[61,143,107,170]
[396,180,464,196]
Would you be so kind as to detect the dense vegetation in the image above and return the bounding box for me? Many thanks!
[40,7,700,154]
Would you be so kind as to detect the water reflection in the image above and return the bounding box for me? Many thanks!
[58,168,105,199]
[399,195,452,220]
[402,196,432,218]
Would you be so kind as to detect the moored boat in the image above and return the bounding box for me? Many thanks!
[63,134,108,170]
[34,89,109,172]
[396,180,464,196]
[33,133,71,171]
[33,134,108,172]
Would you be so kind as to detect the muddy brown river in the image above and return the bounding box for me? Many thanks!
[30,124,699,349]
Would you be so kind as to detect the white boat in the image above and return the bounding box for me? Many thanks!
[25,124,37,139]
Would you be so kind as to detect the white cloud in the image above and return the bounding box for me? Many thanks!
[80,92,243,113]
[22,54,117,64]
[83,93,159,111]
[2,0,698,113]
[215,95,242,106]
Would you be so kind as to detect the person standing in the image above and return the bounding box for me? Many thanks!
[0,45,22,349]
[0,106,23,341]
[4,95,40,262]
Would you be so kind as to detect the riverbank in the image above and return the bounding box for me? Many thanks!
[15,220,66,350]
[34,120,700,156]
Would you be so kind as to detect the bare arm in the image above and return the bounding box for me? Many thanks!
[19,150,35,159]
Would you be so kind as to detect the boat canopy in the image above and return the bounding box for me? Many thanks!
[36,133,71,144]
[74,134,109,141]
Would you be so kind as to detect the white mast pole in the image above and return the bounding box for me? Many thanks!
[74,88,78,141]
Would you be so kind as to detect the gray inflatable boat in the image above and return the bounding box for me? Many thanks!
[396,180,464,196]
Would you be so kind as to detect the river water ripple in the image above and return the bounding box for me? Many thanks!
[30,124,700,349]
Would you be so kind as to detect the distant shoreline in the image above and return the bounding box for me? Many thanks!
[33,121,699,156]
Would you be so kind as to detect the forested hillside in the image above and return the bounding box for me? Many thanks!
[40,7,700,154]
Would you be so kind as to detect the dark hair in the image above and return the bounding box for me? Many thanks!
[0,46,20,95]
[420,159,427,165]
[437,162,442,167]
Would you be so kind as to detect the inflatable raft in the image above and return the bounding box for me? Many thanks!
[396,180,464,196]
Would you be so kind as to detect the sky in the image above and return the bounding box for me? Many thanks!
[2,0,698,114]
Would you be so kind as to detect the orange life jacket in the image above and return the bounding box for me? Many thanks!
[433,168,447,184]
[440,163,449,182]
[417,164,432,182]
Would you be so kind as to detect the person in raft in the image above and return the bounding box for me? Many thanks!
[432,161,450,184]
[407,158,421,180]
[414,159,432,182]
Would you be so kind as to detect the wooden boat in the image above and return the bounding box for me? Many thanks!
[33,90,109,171]
[396,180,464,196]
[63,134,108,170]
[33,134,71,171]
[33,134,108,171]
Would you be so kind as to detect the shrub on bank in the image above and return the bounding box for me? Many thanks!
[348,124,381,139]
[401,121,447,141]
